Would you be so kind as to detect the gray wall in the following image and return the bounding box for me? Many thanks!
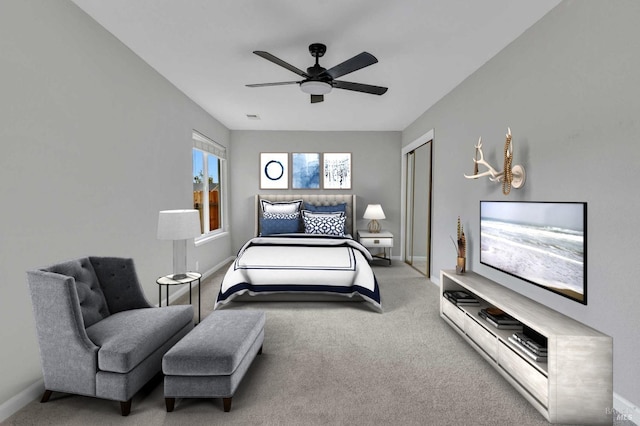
[0,0,232,407]
[3,0,638,418]
[229,131,401,252]
[403,0,640,410]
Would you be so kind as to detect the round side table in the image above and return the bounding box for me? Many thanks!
[156,272,202,324]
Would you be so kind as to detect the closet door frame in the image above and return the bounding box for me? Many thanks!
[400,129,434,277]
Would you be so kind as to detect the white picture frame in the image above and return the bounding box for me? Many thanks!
[292,152,321,189]
[260,152,289,189]
[323,152,351,189]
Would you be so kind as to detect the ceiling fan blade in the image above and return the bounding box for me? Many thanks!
[324,52,378,79]
[310,94,324,103]
[246,81,300,88]
[333,80,388,95]
[253,51,309,78]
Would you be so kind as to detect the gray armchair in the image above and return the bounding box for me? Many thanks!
[27,257,193,416]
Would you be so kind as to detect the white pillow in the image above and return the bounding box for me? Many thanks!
[260,199,303,214]
[300,210,345,218]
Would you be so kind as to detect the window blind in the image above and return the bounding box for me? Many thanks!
[192,130,226,160]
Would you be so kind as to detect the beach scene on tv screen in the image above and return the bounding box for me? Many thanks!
[480,202,585,303]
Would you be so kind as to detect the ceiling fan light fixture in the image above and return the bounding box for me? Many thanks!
[300,81,332,95]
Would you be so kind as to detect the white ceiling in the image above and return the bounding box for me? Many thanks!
[71,0,560,131]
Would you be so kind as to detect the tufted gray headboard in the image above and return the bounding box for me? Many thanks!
[255,194,356,237]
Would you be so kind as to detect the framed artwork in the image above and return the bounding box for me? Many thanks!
[323,152,351,189]
[292,153,321,189]
[260,153,289,189]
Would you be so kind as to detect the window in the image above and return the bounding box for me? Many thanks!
[192,131,226,237]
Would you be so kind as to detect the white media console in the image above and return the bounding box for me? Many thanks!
[440,270,613,424]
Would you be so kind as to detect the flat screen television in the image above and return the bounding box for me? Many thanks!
[480,201,587,304]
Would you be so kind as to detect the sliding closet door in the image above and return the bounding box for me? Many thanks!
[404,141,432,276]
[405,150,416,267]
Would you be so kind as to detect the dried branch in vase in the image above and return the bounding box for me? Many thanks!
[454,216,466,259]
[458,230,466,259]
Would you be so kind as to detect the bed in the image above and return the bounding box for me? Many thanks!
[215,194,382,312]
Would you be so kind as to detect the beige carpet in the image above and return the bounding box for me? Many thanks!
[5,261,627,425]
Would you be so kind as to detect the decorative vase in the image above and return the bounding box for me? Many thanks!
[456,257,466,275]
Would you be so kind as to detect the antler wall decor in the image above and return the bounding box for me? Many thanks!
[464,127,526,195]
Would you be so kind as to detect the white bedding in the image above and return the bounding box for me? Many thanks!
[215,234,382,312]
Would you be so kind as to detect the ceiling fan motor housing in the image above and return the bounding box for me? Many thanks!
[307,65,328,79]
[309,43,327,58]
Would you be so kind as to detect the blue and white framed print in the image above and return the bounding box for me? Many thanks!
[292,153,320,189]
[260,152,289,189]
[323,152,351,189]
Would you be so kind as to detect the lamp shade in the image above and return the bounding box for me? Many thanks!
[157,210,201,240]
[363,204,386,220]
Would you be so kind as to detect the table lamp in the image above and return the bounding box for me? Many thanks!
[157,209,201,280]
[363,204,385,233]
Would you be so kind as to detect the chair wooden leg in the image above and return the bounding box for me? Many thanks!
[120,399,132,416]
[165,397,175,412]
[223,397,232,412]
[40,390,53,403]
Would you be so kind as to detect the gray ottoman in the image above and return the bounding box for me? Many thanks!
[162,310,265,412]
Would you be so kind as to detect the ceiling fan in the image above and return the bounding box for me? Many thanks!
[246,43,388,103]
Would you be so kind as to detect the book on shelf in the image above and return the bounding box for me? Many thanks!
[478,308,521,325]
[480,314,523,330]
[453,300,480,306]
[444,296,480,306]
[443,290,479,305]
[512,332,547,355]
[444,290,476,300]
[508,336,548,362]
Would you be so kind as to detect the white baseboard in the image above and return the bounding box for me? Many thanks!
[1,257,235,422]
[201,256,234,279]
[6,260,636,426]
[430,273,440,286]
[614,392,639,425]
[409,255,428,262]
[0,378,43,423]
[4,375,637,425]
[157,256,234,306]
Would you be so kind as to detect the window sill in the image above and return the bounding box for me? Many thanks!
[195,230,228,247]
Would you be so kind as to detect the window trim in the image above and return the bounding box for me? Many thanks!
[195,228,228,246]
[192,130,227,242]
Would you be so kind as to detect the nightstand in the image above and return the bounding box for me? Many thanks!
[357,230,393,265]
